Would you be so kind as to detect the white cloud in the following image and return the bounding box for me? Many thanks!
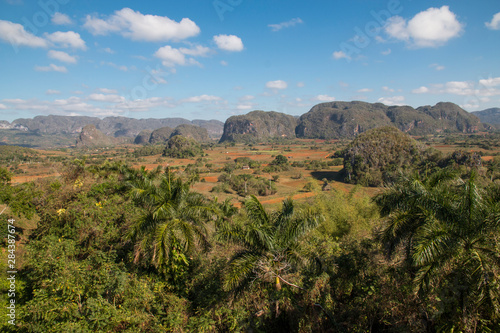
[88,93,125,103]
[154,45,208,68]
[236,104,252,110]
[52,12,72,25]
[45,31,87,50]
[268,18,303,32]
[220,60,228,66]
[213,34,244,52]
[48,50,77,63]
[0,19,48,48]
[83,8,200,42]
[486,12,500,30]
[381,48,392,55]
[357,88,373,93]
[184,95,222,103]
[99,88,118,94]
[412,86,429,94]
[179,45,211,57]
[385,6,463,47]
[410,78,500,97]
[239,95,255,101]
[479,77,500,87]
[154,45,187,67]
[430,63,445,71]
[266,80,288,90]
[333,50,350,60]
[0,104,6,109]
[378,96,405,106]
[46,89,61,95]
[104,47,114,54]
[34,64,67,73]
[382,86,395,93]
[297,82,305,88]
[313,94,335,102]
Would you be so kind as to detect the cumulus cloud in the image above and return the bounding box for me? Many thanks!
[313,94,335,102]
[179,95,222,103]
[412,86,429,94]
[381,48,392,55]
[382,86,395,93]
[0,104,6,110]
[88,93,125,103]
[34,64,67,73]
[236,104,253,110]
[268,18,303,32]
[99,88,118,94]
[83,8,200,42]
[266,80,288,90]
[410,77,500,97]
[485,12,500,30]
[46,89,61,95]
[385,6,463,47]
[52,12,72,25]
[213,34,244,52]
[48,50,77,63]
[378,96,405,105]
[154,45,200,68]
[332,50,350,60]
[45,31,87,50]
[357,88,373,93]
[0,19,48,48]
[479,77,500,87]
[179,45,211,57]
[430,63,445,71]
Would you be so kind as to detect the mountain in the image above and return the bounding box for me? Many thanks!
[76,125,122,148]
[473,108,500,125]
[7,115,224,139]
[296,101,482,139]
[148,127,174,144]
[219,111,297,143]
[170,124,210,142]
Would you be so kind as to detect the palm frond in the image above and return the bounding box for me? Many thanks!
[223,252,262,291]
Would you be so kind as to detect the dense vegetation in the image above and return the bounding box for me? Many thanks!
[163,135,204,158]
[1,134,499,332]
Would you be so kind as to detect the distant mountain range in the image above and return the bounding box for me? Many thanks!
[0,102,498,148]
[473,108,500,126]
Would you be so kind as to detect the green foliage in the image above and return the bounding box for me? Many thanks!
[342,126,428,186]
[216,173,277,197]
[163,135,204,158]
[375,171,500,331]
[218,195,322,292]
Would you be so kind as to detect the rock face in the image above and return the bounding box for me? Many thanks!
[219,111,297,143]
[170,124,210,142]
[134,130,153,144]
[296,101,482,139]
[76,125,118,148]
[149,127,174,144]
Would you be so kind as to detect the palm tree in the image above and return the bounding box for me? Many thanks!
[128,169,214,277]
[218,195,321,292]
[375,170,500,330]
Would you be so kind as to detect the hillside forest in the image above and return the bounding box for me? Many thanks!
[0,124,500,332]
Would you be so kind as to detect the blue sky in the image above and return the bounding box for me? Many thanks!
[0,0,499,122]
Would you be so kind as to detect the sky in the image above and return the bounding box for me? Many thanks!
[0,0,499,122]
